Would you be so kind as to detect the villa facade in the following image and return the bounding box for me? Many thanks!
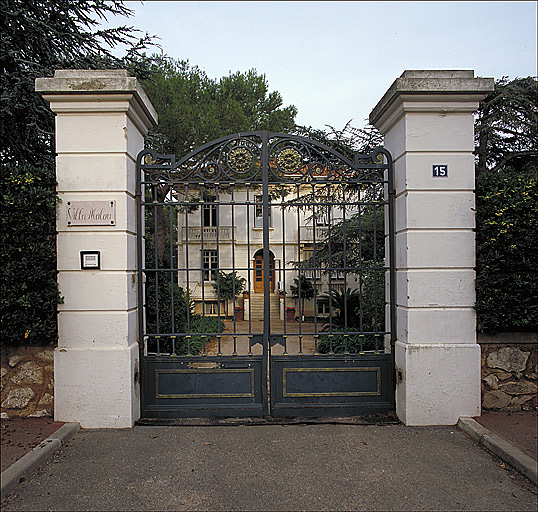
[175,186,354,319]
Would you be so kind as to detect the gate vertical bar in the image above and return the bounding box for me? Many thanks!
[136,156,147,419]
[387,152,397,353]
[261,130,270,415]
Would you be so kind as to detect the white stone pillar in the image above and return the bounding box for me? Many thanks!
[370,70,494,425]
[35,70,157,428]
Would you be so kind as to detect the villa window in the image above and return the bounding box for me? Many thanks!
[301,248,314,262]
[205,301,219,315]
[317,301,330,316]
[203,250,218,281]
[330,282,345,294]
[254,195,271,227]
[203,204,217,227]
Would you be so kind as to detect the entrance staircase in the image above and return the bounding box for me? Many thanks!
[249,293,280,321]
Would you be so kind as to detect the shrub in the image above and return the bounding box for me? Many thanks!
[317,334,384,354]
[0,163,62,346]
[212,271,246,317]
[318,263,385,353]
[475,168,538,333]
[144,276,221,355]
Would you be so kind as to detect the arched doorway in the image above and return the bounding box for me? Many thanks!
[253,249,275,293]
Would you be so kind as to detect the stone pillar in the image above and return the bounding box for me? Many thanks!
[370,70,494,425]
[35,70,157,428]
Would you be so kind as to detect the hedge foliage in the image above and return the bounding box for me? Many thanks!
[1,163,62,345]
[1,0,156,347]
[475,168,538,333]
[144,276,220,356]
[317,262,386,354]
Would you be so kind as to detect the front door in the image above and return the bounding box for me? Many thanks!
[254,253,274,293]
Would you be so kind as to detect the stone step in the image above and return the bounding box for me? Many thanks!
[248,295,280,320]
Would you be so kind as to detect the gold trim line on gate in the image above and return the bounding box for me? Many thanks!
[155,368,255,399]
[282,367,382,397]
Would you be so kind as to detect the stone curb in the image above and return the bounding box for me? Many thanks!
[458,417,537,486]
[1,422,80,500]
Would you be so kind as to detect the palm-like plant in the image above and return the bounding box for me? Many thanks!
[319,288,362,331]
[318,283,384,353]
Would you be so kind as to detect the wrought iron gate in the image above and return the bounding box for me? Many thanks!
[136,131,395,418]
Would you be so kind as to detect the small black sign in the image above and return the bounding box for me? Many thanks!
[433,165,448,177]
[80,251,100,269]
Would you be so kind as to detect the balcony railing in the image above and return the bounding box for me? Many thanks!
[180,226,234,242]
[299,225,329,243]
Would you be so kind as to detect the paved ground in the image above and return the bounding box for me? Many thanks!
[2,422,537,511]
[206,320,319,356]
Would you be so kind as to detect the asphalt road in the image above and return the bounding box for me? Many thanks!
[2,423,537,511]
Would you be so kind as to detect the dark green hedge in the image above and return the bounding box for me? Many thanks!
[475,168,538,333]
[1,163,62,346]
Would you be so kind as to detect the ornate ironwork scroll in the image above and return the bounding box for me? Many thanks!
[137,131,391,186]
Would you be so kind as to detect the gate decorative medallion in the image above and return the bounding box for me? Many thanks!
[136,131,395,418]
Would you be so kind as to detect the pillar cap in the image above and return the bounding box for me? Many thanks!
[35,69,158,127]
[369,70,494,128]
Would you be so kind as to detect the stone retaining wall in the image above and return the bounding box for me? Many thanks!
[479,333,538,412]
[1,346,54,418]
[2,334,536,418]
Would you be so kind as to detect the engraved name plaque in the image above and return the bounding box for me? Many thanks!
[67,201,116,226]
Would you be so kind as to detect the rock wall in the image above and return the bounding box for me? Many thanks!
[2,334,536,418]
[1,346,54,418]
[479,333,538,412]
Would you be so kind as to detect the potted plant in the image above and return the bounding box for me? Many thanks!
[234,306,244,322]
[213,271,246,319]
[290,275,315,321]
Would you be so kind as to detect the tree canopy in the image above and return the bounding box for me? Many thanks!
[140,54,298,158]
[1,0,156,166]
[474,76,537,177]
[139,54,299,263]
[294,120,383,160]
[474,76,537,333]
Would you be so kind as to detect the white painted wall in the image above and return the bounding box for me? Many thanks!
[370,70,495,425]
[175,187,355,305]
[35,70,157,428]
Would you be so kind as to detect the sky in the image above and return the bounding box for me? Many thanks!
[103,1,537,131]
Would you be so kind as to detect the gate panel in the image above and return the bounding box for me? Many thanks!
[143,356,264,418]
[137,131,395,419]
[264,133,395,416]
[271,355,394,417]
